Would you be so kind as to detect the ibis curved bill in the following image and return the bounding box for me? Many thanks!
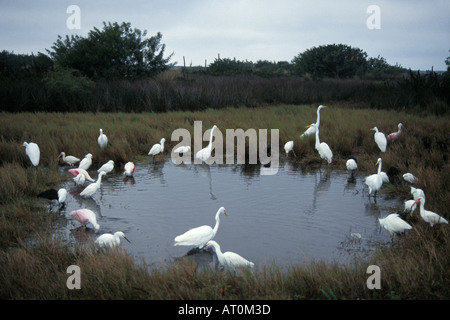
[57,152,80,167]
[412,197,448,227]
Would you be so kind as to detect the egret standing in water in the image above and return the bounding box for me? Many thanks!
[196,125,218,163]
[78,153,93,171]
[80,171,106,198]
[307,123,332,165]
[364,158,384,198]
[205,240,254,272]
[95,231,131,248]
[97,160,114,174]
[148,138,166,161]
[123,162,135,177]
[98,128,108,149]
[371,127,387,152]
[346,155,358,180]
[174,206,227,249]
[300,105,327,139]
[22,142,40,167]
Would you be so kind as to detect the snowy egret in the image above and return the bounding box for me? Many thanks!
[378,213,412,237]
[97,128,108,149]
[97,160,114,174]
[80,171,106,198]
[22,142,40,167]
[205,240,254,272]
[411,197,448,227]
[174,206,227,249]
[123,162,135,176]
[196,125,218,163]
[284,141,296,157]
[57,152,80,167]
[308,123,332,164]
[364,158,384,197]
[371,127,387,152]
[403,173,418,184]
[387,123,403,142]
[95,231,131,248]
[68,168,95,182]
[300,105,327,139]
[346,155,358,179]
[148,138,166,160]
[173,145,191,156]
[78,153,93,171]
[69,208,100,232]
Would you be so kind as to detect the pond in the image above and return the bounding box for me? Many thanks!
[53,158,401,269]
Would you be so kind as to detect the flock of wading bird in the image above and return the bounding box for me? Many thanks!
[22,106,447,272]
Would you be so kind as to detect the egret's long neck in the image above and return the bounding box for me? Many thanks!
[377,160,382,175]
[212,243,224,264]
[208,128,215,147]
[212,209,222,235]
[316,108,321,126]
[315,128,321,149]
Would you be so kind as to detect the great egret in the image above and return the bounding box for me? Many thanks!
[148,138,166,160]
[378,213,412,237]
[308,123,332,165]
[22,142,40,167]
[78,153,93,171]
[69,208,100,232]
[411,197,448,227]
[346,155,358,179]
[387,123,403,142]
[174,206,227,249]
[205,240,254,272]
[57,152,80,167]
[95,231,131,248]
[97,160,114,174]
[284,141,296,157]
[68,168,95,182]
[196,125,218,163]
[403,173,418,184]
[371,127,387,152]
[98,128,108,149]
[364,158,383,197]
[173,145,191,156]
[300,105,327,139]
[123,162,135,176]
[80,171,106,198]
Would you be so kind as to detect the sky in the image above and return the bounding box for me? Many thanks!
[1,0,449,70]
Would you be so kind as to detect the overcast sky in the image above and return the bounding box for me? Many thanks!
[1,0,449,70]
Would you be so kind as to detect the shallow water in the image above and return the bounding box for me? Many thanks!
[53,158,401,269]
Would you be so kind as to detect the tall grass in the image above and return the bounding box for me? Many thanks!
[0,105,449,299]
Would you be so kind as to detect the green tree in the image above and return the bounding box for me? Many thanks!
[292,44,368,78]
[47,22,174,79]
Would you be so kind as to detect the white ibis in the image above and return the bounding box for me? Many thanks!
[57,152,80,167]
[411,197,448,227]
[284,141,296,157]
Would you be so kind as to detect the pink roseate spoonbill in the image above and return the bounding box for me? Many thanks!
[95,231,131,248]
[22,142,40,166]
[97,160,114,174]
[284,141,296,157]
[78,153,93,170]
[174,207,227,249]
[403,173,418,184]
[364,158,383,197]
[196,125,218,163]
[300,105,327,139]
[97,128,108,149]
[57,152,80,167]
[411,197,448,227]
[371,127,387,152]
[205,240,254,272]
[148,138,166,161]
[378,213,412,237]
[123,162,135,177]
[69,208,100,232]
[308,123,333,165]
[68,168,95,182]
[80,171,106,198]
[387,123,403,142]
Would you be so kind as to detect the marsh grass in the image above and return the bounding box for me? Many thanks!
[0,105,449,299]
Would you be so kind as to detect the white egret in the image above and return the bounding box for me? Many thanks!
[403,173,418,184]
[57,152,80,167]
[412,197,448,227]
[97,160,114,174]
[387,123,403,142]
[174,206,227,249]
[300,105,327,139]
[346,155,358,179]
[284,141,296,157]
[97,128,108,149]
[205,240,254,272]
[410,186,425,201]
[364,158,383,197]
[378,213,412,237]
[95,231,131,248]
[308,123,333,165]
[371,127,387,152]
[73,173,86,186]
[196,125,218,163]
[123,162,135,176]
[173,145,191,156]
[148,138,166,160]
[80,171,106,198]
[69,209,100,232]
[78,153,93,171]
[404,199,417,215]
[22,142,40,167]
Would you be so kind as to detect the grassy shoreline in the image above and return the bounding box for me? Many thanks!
[0,104,449,299]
